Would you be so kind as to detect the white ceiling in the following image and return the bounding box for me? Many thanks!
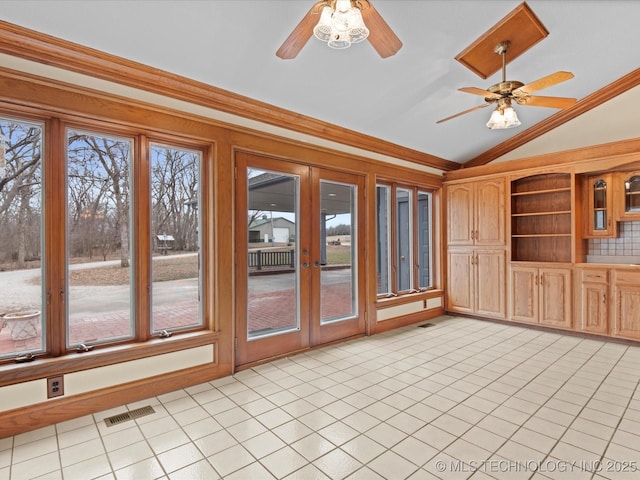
[1,0,639,166]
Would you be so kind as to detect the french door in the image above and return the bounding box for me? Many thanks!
[235,152,365,366]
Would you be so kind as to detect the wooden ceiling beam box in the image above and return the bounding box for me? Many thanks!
[455,2,549,79]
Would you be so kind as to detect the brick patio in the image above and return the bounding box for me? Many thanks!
[0,282,354,355]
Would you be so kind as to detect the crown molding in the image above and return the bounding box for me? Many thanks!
[0,20,459,172]
[463,67,640,168]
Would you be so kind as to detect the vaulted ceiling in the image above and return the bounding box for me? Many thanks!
[1,0,639,169]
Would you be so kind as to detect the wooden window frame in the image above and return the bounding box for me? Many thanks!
[0,108,216,375]
[376,181,436,298]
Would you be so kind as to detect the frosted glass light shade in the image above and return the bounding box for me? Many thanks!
[313,1,368,49]
[486,106,521,129]
[328,31,351,49]
[313,6,333,42]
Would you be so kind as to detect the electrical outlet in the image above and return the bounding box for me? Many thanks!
[47,375,64,398]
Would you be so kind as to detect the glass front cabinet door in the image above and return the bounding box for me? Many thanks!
[615,171,640,221]
[586,173,616,238]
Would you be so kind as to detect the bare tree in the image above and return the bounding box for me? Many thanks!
[151,147,199,253]
[67,132,131,268]
[0,122,42,268]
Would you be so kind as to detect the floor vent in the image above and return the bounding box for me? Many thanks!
[104,405,155,427]
[418,323,435,328]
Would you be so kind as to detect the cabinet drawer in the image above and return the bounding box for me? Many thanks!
[613,269,640,285]
[580,268,609,284]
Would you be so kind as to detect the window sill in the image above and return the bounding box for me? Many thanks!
[376,289,443,308]
[0,330,220,388]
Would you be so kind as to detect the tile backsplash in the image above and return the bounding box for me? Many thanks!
[588,221,640,256]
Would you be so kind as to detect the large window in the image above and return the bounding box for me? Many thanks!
[0,115,208,361]
[376,183,433,296]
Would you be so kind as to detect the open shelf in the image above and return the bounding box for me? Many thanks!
[511,173,572,263]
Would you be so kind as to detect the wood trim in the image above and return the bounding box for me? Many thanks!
[373,307,445,334]
[446,137,640,182]
[0,362,227,438]
[0,20,458,172]
[464,68,640,168]
[0,331,220,387]
[455,2,549,80]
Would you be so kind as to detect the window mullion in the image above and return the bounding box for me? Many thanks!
[48,118,66,356]
[134,135,151,341]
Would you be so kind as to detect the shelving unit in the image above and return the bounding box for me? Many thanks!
[511,173,572,262]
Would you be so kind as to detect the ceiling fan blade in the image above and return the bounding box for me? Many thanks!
[515,95,577,109]
[459,87,502,100]
[512,71,574,96]
[276,2,324,59]
[362,2,403,58]
[436,103,491,124]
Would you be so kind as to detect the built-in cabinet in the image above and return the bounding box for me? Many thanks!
[446,178,506,319]
[445,160,640,344]
[510,264,572,328]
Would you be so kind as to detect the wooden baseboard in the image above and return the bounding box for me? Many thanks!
[374,307,446,334]
[0,362,231,438]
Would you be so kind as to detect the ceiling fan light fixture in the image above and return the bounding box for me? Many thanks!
[313,1,369,49]
[486,104,521,130]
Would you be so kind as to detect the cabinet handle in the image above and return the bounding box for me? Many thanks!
[471,230,475,240]
[540,274,544,286]
[586,274,603,278]
[535,275,538,286]
[603,293,607,304]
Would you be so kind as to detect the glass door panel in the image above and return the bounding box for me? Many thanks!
[235,153,310,366]
[247,168,300,339]
[310,168,365,345]
[319,180,357,324]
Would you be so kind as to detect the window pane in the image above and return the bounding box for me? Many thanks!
[66,130,133,347]
[320,181,357,323]
[376,185,391,295]
[418,191,432,289]
[150,145,202,332]
[396,188,412,291]
[0,119,44,357]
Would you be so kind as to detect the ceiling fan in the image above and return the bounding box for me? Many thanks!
[276,0,402,59]
[437,41,577,128]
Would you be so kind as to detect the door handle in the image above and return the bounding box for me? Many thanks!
[301,262,309,268]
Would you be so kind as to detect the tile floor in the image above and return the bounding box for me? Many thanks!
[2,315,640,480]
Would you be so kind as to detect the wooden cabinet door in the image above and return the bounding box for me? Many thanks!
[510,266,538,323]
[475,178,505,246]
[581,282,608,334]
[585,173,616,238]
[616,171,640,221]
[613,272,640,340]
[475,249,506,318]
[447,249,474,314]
[539,268,572,328]
[447,183,474,246]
